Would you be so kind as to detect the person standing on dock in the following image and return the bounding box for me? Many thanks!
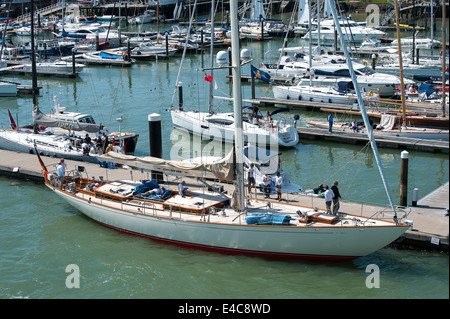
[331,181,342,215]
[275,171,283,201]
[56,159,66,189]
[247,163,256,194]
[323,185,334,214]
[327,113,334,133]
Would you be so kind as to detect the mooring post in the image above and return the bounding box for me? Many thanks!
[400,150,409,207]
[148,113,163,182]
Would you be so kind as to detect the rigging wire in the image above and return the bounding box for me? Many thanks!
[170,0,199,108]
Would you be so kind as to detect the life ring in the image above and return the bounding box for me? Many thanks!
[368,91,374,97]
[363,61,368,66]
[120,51,125,56]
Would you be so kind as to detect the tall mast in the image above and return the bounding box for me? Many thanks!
[441,0,446,118]
[308,0,312,86]
[208,0,215,113]
[328,0,396,212]
[393,0,407,127]
[230,0,245,211]
[31,0,38,134]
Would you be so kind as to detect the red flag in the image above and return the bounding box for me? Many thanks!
[8,110,18,131]
[204,74,213,82]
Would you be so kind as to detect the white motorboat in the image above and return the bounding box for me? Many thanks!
[302,17,387,42]
[23,59,86,73]
[131,41,177,57]
[82,51,135,63]
[273,81,360,105]
[34,96,139,154]
[60,25,127,48]
[170,108,299,148]
[391,35,441,49]
[0,128,102,163]
[260,51,405,97]
[35,0,411,261]
[375,51,445,80]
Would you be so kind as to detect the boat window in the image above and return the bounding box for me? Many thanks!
[79,116,96,124]
[357,66,375,75]
[334,69,350,76]
[206,118,234,126]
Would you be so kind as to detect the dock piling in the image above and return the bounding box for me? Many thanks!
[400,150,409,207]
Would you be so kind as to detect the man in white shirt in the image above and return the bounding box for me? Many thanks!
[275,171,283,200]
[56,159,66,189]
[323,185,334,214]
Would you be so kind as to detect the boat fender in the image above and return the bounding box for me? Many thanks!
[328,98,332,103]
[309,97,313,101]
[286,95,290,100]
[298,95,302,100]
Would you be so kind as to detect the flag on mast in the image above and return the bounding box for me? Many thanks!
[250,65,271,83]
[8,110,18,131]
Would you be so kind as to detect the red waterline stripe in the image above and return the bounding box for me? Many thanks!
[92,219,359,261]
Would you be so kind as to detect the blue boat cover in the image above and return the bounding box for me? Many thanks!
[132,180,159,195]
[245,213,292,226]
[99,51,122,59]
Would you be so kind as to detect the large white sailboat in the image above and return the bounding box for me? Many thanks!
[36,0,411,261]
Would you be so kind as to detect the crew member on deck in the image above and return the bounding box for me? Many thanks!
[178,181,188,197]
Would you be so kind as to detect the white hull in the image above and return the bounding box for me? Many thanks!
[273,85,357,105]
[298,75,400,97]
[0,130,100,162]
[306,30,385,42]
[170,110,299,147]
[24,61,85,73]
[49,183,409,260]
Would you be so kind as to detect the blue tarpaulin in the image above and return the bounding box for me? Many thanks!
[132,180,159,195]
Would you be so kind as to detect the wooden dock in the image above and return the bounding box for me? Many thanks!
[0,149,447,252]
[296,127,449,153]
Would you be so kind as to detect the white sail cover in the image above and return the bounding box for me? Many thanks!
[297,0,310,25]
[250,0,266,21]
[32,106,101,133]
[99,148,235,181]
[323,0,332,18]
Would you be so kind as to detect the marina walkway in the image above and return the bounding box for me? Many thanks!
[0,149,447,252]
[297,127,449,153]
